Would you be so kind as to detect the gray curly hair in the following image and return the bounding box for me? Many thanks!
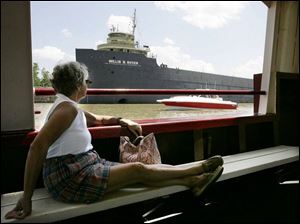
[50,61,89,96]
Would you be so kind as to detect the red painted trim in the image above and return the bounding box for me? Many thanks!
[34,87,55,96]
[34,87,266,96]
[15,113,275,146]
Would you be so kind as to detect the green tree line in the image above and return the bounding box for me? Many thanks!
[32,62,52,87]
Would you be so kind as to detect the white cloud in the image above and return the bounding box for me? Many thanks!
[163,37,175,45]
[32,46,75,72]
[230,56,263,79]
[154,1,187,11]
[151,43,215,73]
[107,15,132,33]
[61,28,72,38]
[33,46,66,61]
[154,1,248,29]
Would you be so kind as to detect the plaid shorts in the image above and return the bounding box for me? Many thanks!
[43,150,119,203]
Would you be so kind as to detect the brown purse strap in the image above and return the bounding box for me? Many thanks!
[132,136,143,146]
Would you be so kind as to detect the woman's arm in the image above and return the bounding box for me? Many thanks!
[5,102,77,220]
[84,111,121,126]
[84,111,142,136]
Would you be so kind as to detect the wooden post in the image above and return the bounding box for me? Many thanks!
[253,73,262,115]
[239,123,247,152]
[193,130,204,161]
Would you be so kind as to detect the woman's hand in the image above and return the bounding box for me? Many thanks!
[119,118,142,137]
[5,196,32,220]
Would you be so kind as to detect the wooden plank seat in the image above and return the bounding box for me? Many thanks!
[1,145,298,223]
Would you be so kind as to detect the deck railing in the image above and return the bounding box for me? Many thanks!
[34,73,265,114]
[19,75,268,145]
[34,87,265,96]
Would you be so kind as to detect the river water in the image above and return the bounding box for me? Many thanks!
[34,103,253,130]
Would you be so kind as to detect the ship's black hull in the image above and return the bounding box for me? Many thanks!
[76,49,253,104]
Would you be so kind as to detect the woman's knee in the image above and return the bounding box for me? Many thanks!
[129,162,147,178]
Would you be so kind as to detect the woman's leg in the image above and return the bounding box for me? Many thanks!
[106,162,207,193]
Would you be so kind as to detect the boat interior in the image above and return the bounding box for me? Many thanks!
[1,1,299,223]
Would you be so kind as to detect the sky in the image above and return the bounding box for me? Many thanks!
[31,1,268,79]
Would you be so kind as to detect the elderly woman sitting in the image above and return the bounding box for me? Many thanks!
[5,61,223,220]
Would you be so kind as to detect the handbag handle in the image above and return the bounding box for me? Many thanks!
[127,126,140,138]
[135,136,145,162]
[132,136,143,146]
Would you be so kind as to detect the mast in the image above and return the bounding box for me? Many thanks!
[132,9,136,36]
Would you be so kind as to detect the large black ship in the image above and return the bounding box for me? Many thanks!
[76,11,253,104]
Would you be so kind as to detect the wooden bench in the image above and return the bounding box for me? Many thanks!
[1,145,298,223]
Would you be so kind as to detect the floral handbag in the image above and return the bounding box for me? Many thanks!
[119,133,162,164]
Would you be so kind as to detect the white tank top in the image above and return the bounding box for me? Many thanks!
[45,93,93,159]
